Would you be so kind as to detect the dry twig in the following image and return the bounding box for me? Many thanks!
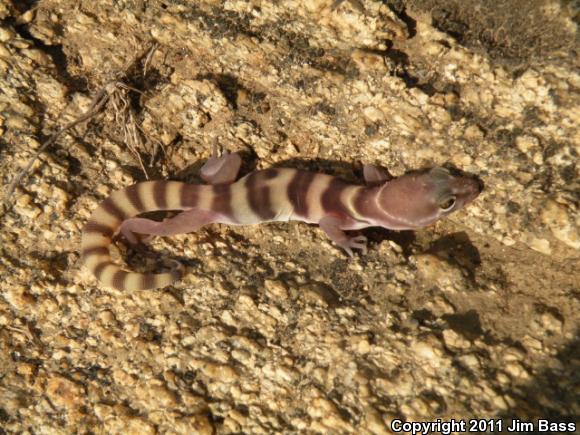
[1,88,110,214]
[107,82,149,178]
[1,43,159,216]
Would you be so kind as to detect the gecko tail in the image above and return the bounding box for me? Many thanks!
[81,180,197,290]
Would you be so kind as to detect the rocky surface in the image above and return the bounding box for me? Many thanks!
[0,0,578,433]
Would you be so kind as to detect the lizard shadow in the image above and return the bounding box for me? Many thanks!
[425,231,482,283]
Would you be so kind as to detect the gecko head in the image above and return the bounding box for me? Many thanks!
[376,167,482,229]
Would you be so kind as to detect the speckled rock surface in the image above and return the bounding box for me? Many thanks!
[0,0,578,433]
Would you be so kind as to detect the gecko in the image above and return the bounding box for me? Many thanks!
[81,150,482,291]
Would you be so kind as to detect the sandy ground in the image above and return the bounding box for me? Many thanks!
[0,0,578,433]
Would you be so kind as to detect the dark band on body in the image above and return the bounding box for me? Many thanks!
[212,184,233,217]
[246,170,276,220]
[287,170,315,218]
[180,184,200,208]
[321,178,349,216]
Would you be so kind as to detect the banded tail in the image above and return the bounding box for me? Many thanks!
[81,181,204,291]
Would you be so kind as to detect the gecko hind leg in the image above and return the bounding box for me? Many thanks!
[119,208,220,244]
[200,145,242,185]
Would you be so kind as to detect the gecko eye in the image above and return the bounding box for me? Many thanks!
[438,195,456,211]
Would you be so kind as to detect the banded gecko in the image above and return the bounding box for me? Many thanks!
[81,151,482,291]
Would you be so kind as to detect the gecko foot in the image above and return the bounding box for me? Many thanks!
[340,235,368,257]
[319,215,368,257]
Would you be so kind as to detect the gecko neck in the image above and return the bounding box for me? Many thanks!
[357,184,420,230]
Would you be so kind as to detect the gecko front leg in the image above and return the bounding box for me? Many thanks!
[319,215,368,257]
[363,164,392,186]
